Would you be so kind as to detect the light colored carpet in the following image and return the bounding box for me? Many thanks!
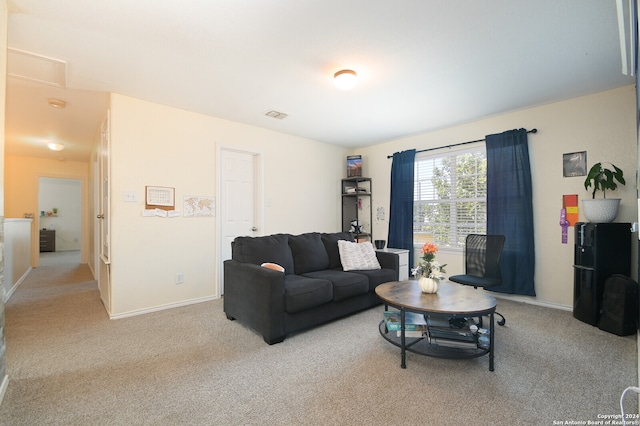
[38,250,81,267]
[0,263,637,425]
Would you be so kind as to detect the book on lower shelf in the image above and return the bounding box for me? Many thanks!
[425,314,478,346]
[427,326,476,342]
[397,330,427,338]
[429,337,478,349]
[383,310,427,332]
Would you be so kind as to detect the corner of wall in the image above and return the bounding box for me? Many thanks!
[0,216,6,407]
[1,0,10,407]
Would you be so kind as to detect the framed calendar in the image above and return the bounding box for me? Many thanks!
[145,186,175,210]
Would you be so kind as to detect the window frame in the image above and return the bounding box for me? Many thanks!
[413,145,487,252]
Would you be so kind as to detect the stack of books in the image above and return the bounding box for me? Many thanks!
[382,311,484,349]
[383,311,427,338]
[425,315,478,349]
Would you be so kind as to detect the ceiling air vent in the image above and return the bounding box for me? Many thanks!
[7,48,67,88]
[265,110,288,120]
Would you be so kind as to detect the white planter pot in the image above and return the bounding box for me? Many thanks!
[582,198,620,223]
[419,276,440,293]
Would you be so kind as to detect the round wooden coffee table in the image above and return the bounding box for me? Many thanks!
[375,280,497,371]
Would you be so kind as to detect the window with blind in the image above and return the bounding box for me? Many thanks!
[414,146,487,250]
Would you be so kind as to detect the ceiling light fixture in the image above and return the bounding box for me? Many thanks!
[47,142,65,151]
[333,69,357,90]
[48,98,66,108]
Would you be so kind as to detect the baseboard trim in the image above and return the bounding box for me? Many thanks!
[0,374,9,407]
[109,295,219,320]
[4,267,33,303]
[489,292,572,311]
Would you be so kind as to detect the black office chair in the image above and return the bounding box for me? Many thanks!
[449,234,507,326]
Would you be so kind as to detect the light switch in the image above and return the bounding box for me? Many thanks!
[124,190,139,202]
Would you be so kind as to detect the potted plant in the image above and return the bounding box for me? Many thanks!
[582,162,625,223]
[411,242,447,293]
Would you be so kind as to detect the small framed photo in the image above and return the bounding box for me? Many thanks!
[347,155,362,177]
[563,151,587,177]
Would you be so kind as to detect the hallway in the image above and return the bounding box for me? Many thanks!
[39,250,81,267]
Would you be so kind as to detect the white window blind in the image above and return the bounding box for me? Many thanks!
[413,146,487,250]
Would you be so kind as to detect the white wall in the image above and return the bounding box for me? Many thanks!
[0,0,8,407]
[3,219,32,299]
[108,94,349,317]
[38,177,82,251]
[358,85,638,309]
[104,86,636,315]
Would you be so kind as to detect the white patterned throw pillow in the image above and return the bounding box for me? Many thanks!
[338,240,381,271]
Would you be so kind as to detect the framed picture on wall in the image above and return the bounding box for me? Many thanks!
[347,155,362,177]
[563,151,587,177]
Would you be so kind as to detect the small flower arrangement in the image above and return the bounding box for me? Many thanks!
[411,242,447,281]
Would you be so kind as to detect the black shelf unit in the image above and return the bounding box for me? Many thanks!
[573,222,631,326]
[341,177,373,242]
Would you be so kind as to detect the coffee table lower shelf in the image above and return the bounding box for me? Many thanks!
[375,280,497,371]
[378,320,490,361]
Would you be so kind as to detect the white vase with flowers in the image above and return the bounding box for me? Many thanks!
[411,242,447,294]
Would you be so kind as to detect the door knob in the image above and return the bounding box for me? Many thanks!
[97,214,104,219]
[251,227,258,231]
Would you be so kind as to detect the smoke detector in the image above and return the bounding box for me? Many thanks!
[265,110,288,120]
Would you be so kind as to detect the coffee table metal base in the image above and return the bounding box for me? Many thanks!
[378,311,495,371]
[375,280,497,371]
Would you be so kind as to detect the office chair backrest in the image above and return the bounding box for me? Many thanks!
[464,234,505,280]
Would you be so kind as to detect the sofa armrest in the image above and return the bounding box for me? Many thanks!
[376,251,400,280]
[223,259,287,344]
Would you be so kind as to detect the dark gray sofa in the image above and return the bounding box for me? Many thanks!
[223,232,399,344]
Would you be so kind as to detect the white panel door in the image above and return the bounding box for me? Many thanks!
[219,148,259,295]
[99,112,110,263]
[97,112,111,312]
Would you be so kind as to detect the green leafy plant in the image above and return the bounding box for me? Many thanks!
[583,162,625,199]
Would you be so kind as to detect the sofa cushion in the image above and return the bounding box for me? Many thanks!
[349,268,397,292]
[302,270,369,302]
[288,233,331,274]
[338,240,381,271]
[321,232,355,269]
[284,275,333,313]
[232,234,294,274]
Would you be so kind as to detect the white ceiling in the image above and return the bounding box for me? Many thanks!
[4,0,635,162]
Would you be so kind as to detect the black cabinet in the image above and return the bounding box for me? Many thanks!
[40,230,56,252]
[573,222,631,325]
[341,177,372,242]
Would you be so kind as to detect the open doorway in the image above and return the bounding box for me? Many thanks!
[38,177,82,266]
